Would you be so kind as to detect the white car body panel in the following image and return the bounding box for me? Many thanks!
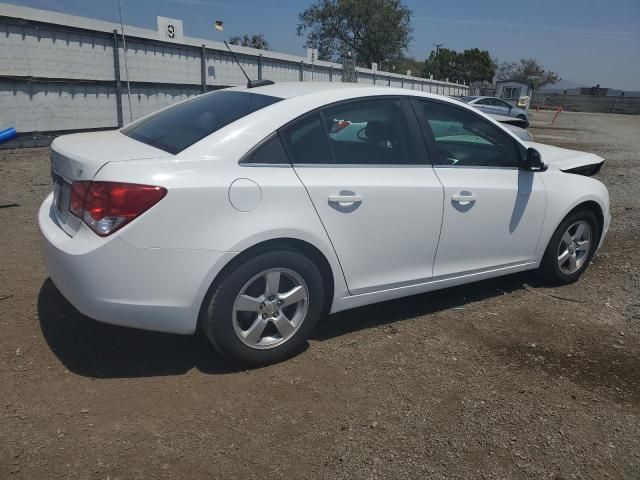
[38,82,610,334]
[432,167,546,277]
[293,165,444,295]
[526,142,605,172]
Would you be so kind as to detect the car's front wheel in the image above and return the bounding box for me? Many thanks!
[200,249,325,365]
[539,209,599,285]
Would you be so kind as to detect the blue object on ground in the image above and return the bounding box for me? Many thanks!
[0,128,17,144]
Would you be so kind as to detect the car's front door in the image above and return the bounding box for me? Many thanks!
[280,97,443,295]
[412,98,546,277]
[494,99,514,116]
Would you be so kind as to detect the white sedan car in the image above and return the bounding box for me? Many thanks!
[39,82,609,364]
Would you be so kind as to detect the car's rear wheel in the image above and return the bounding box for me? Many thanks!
[200,249,324,365]
[539,209,599,285]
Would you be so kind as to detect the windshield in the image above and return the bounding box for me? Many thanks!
[459,96,478,103]
[123,90,282,154]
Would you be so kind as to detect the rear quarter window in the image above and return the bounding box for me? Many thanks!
[123,91,282,154]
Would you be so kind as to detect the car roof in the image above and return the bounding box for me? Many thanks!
[229,81,366,99]
[182,82,528,157]
[229,81,460,102]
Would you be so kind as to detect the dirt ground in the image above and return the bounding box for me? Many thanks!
[1,111,639,479]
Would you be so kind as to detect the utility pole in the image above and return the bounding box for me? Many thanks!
[116,0,133,123]
[433,43,445,55]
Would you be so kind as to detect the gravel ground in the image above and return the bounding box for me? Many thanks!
[0,111,639,479]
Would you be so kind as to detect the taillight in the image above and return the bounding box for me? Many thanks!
[68,181,167,236]
[69,181,90,218]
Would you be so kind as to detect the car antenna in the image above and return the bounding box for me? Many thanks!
[223,41,274,89]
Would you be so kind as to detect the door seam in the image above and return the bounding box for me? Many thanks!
[289,165,353,296]
[431,166,447,278]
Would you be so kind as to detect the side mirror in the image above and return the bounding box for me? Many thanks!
[522,148,548,172]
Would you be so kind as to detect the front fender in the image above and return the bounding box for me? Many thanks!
[536,171,610,262]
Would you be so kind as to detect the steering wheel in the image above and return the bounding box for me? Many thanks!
[439,147,458,165]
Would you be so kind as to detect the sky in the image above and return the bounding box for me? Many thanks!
[5,0,640,90]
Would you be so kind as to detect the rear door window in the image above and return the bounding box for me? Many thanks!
[280,114,332,164]
[321,98,422,165]
[123,91,282,154]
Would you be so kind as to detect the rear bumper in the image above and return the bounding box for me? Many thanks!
[38,193,233,334]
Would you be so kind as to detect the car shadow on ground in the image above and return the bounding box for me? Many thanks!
[38,274,535,379]
[37,279,242,378]
[313,272,534,341]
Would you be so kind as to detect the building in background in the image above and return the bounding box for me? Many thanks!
[495,80,532,106]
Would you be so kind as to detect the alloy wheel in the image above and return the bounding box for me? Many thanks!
[557,220,592,275]
[232,268,309,349]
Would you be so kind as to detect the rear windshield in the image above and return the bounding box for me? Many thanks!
[123,90,282,154]
[459,96,477,103]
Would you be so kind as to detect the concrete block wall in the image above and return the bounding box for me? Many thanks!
[0,81,118,131]
[532,93,640,115]
[0,2,468,134]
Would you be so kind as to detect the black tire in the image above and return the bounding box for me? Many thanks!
[539,209,599,285]
[200,249,325,365]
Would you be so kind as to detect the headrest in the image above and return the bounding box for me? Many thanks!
[364,120,391,142]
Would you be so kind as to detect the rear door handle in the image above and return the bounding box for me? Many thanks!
[328,194,362,205]
[452,193,477,203]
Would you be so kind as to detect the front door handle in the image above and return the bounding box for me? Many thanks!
[328,194,362,205]
[452,193,477,204]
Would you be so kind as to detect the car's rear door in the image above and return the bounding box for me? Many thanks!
[472,98,498,115]
[280,97,443,295]
[411,98,546,277]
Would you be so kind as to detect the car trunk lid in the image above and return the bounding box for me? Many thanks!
[49,130,171,237]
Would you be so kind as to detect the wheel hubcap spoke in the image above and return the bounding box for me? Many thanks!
[279,285,307,307]
[272,314,295,338]
[235,294,263,312]
[243,317,268,344]
[264,271,281,297]
[557,249,571,267]
[568,253,578,271]
[576,240,590,252]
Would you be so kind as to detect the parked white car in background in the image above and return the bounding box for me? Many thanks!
[460,95,530,125]
[39,83,609,364]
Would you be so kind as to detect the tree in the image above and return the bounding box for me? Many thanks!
[229,33,270,50]
[457,48,494,84]
[422,48,494,84]
[495,61,517,82]
[296,0,412,67]
[421,47,459,81]
[387,55,423,76]
[495,58,559,86]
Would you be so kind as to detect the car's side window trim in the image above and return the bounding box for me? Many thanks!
[238,132,292,167]
[278,95,431,167]
[317,110,338,164]
[279,111,334,166]
[408,98,443,166]
[410,97,526,169]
